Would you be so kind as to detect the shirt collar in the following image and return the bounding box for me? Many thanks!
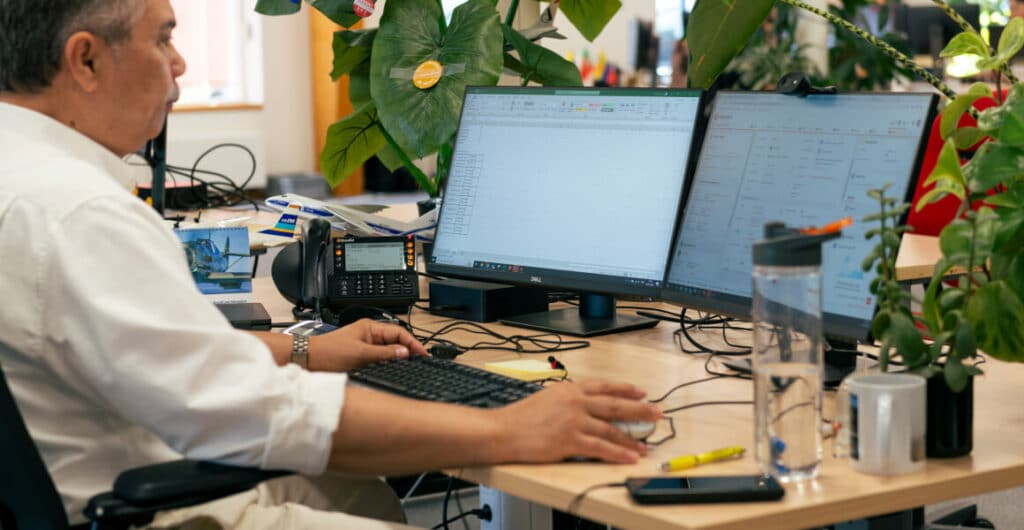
[0,102,140,191]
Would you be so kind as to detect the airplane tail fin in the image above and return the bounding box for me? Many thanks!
[399,210,438,239]
[258,212,299,238]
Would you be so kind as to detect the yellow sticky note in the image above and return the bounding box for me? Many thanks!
[484,359,565,381]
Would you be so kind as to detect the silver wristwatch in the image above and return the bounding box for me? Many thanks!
[290,334,309,369]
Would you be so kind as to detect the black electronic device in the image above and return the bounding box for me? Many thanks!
[662,91,937,385]
[349,356,541,408]
[625,475,784,504]
[428,278,548,322]
[272,223,419,316]
[427,86,706,337]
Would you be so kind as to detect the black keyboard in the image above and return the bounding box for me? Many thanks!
[348,356,542,408]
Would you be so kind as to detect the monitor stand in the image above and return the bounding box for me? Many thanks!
[500,293,658,337]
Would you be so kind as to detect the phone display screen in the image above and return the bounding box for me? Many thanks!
[631,476,769,490]
[344,241,407,272]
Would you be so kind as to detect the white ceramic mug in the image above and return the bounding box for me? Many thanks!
[847,373,926,476]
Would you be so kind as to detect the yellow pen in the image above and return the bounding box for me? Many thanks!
[658,446,746,472]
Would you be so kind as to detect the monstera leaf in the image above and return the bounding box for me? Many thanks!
[370,0,503,160]
[688,0,775,89]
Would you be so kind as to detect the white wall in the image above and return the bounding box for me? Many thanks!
[165,8,316,189]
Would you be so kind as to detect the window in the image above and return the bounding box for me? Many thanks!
[169,0,264,106]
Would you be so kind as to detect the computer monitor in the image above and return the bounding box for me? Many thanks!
[662,91,937,381]
[427,86,705,336]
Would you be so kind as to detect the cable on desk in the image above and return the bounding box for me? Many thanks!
[567,481,627,519]
[647,376,723,403]
[662,400,753,415]
[432,476,491,530]
[408,307,589,355]
[645,416,676,447]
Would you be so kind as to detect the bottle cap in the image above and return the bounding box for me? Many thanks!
[753,221,842,267]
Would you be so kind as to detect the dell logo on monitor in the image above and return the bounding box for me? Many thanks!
[530,276,542,283]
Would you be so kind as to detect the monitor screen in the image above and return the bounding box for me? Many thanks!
[663,91,936,343]
[428,86,704,335]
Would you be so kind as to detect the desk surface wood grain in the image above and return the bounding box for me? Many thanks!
[254,257,1023,530]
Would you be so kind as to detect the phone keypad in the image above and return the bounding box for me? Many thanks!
[333,272,416,298]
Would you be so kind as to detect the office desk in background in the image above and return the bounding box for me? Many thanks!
[253,277,1024,530]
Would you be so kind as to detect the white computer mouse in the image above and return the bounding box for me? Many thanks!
[611,421,657,440]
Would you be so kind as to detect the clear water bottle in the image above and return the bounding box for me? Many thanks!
[752,222,840,483]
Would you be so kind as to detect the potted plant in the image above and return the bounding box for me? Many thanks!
[689,0,1024,457]
[256,0,621,199]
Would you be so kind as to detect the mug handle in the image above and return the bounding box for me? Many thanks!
[877,393,893,469]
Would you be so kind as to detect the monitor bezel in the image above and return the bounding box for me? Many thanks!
[426,85,709,300]
[659,90,939,344]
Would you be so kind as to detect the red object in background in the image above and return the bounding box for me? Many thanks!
[906,92,1006,236]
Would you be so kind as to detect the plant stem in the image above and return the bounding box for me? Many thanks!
[930,0,1019,84]
[378,126,438,197]
[780,0,958,101]
[505,0,520,27]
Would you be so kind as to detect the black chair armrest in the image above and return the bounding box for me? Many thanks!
[83,460,291,528]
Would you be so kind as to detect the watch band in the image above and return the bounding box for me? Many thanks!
[290,334,309,369]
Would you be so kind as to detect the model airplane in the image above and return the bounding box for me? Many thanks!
[264,193,437,239]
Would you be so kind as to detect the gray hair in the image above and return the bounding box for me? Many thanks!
[0,0,144,93]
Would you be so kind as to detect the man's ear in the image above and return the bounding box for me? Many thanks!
[63,31,104,92]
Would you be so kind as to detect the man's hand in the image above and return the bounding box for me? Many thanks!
[309,319,429,372]
[493,380,662,464]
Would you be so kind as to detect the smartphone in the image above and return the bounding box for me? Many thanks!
[626,475,784,504]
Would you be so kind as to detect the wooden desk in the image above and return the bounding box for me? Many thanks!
[254,278,1024,530]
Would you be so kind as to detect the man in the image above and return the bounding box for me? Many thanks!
[0,1,660,528]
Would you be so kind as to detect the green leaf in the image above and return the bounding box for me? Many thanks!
[953,321,976,360]
[951,127,987,149]
[940,32,991,60]
[331,29,376,81]
[885,312,927,367]
[319,103,386,188]
[923,259,958,332]
[371,0,502,162]
[939,83,991,140]
[871,310,890,341]
[310,0,362,28]
[938,288,966,313]
[939,219,975,265]
[985,191,1023,209]
[944,358,970,393]
[978,17,1024,70]
[929,331,955,363]
[963,143,1024,192]
[375,142,406,172]
[255,0,301,16]
[348,62,371,107]
[687,0,776,89]
[917,141,966,211]
[966,282,1024,362]
[502,26,583,86]
[977,84,1024,143]
[559,0,622,42]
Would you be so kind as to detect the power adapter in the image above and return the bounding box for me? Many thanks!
[428,344,461,360]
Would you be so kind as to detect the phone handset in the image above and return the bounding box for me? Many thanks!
[300,218,332,315]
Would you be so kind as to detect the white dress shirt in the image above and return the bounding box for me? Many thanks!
[0,103,348,523]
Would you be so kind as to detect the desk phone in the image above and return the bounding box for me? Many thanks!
[328,236,418,308]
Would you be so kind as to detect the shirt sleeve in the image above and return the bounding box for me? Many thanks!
[41,195,346,474]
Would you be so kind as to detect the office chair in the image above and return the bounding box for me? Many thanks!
[0,361,291,530]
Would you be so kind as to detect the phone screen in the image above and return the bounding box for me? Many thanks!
[626,475,783,504]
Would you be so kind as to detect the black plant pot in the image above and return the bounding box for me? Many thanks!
[926,375,973,458]
[417,196,441,216]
